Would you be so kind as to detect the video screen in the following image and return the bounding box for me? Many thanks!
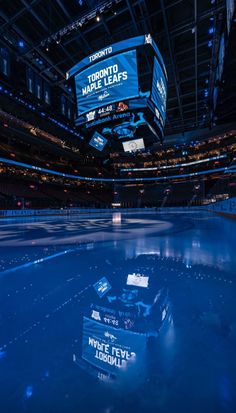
[151,57,167,122]
[122,138,145,152]
[82,317,145,374]
[93,277,111,298]
[89,131,107,151]
[127,273,149,288]
[75,50,139,116]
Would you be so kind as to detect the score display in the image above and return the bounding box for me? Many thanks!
[67,34,168,149]
[89,131,108,151]
[75,50,139,116]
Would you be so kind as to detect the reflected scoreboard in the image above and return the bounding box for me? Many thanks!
[82,316,145,374]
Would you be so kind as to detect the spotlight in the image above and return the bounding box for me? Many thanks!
[96,12,101,22]
[111,5,117,15]
[18,40,25,48]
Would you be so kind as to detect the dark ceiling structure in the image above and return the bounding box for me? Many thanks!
[0,0,234,137]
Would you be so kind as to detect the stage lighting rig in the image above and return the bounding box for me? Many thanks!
[40,0,122,47]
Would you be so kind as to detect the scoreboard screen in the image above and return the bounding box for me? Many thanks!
[122,138,145,152]
[89,131,108,151]
[75,50,139,116]
[68,34,168,147]
[151,57,167,122]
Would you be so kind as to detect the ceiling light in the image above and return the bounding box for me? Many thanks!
[55,34,61,44]
[208,27,214,34]
[18,40,25,48]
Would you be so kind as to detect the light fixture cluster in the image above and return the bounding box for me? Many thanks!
[201,10,218,123]
[41,0,122,49]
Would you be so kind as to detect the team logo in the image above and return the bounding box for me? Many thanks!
[145,34,152,45]
[117,101,128,112]
[86,111,96,121]
[91,310,101,321]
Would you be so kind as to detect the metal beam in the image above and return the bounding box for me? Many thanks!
[160,0,185,131]
[167,98,206,111]
[194,0,198,128]
[63,2,224,48]
[0,9,66,83]
[0,0,41,33]
[55,0,93,53]
[19,0,77,66]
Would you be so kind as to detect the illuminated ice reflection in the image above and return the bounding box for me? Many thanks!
[0,212,235,413]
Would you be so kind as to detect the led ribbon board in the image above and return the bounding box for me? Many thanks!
[75,50,139,116]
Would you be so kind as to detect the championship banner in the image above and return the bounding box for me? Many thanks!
[82,317,145,374]
[75,50,139,116]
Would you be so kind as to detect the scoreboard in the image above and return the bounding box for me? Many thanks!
[67,34,168,151]
[75,50,139,116]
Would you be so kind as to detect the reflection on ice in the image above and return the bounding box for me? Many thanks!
[73,270,172,390]
[0,212,235,412]
[112,213,122,225]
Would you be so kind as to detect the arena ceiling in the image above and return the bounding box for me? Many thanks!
[0,0,234,137]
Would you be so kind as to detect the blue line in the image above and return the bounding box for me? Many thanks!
[0,250,73,276]
[0,156,233,183]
